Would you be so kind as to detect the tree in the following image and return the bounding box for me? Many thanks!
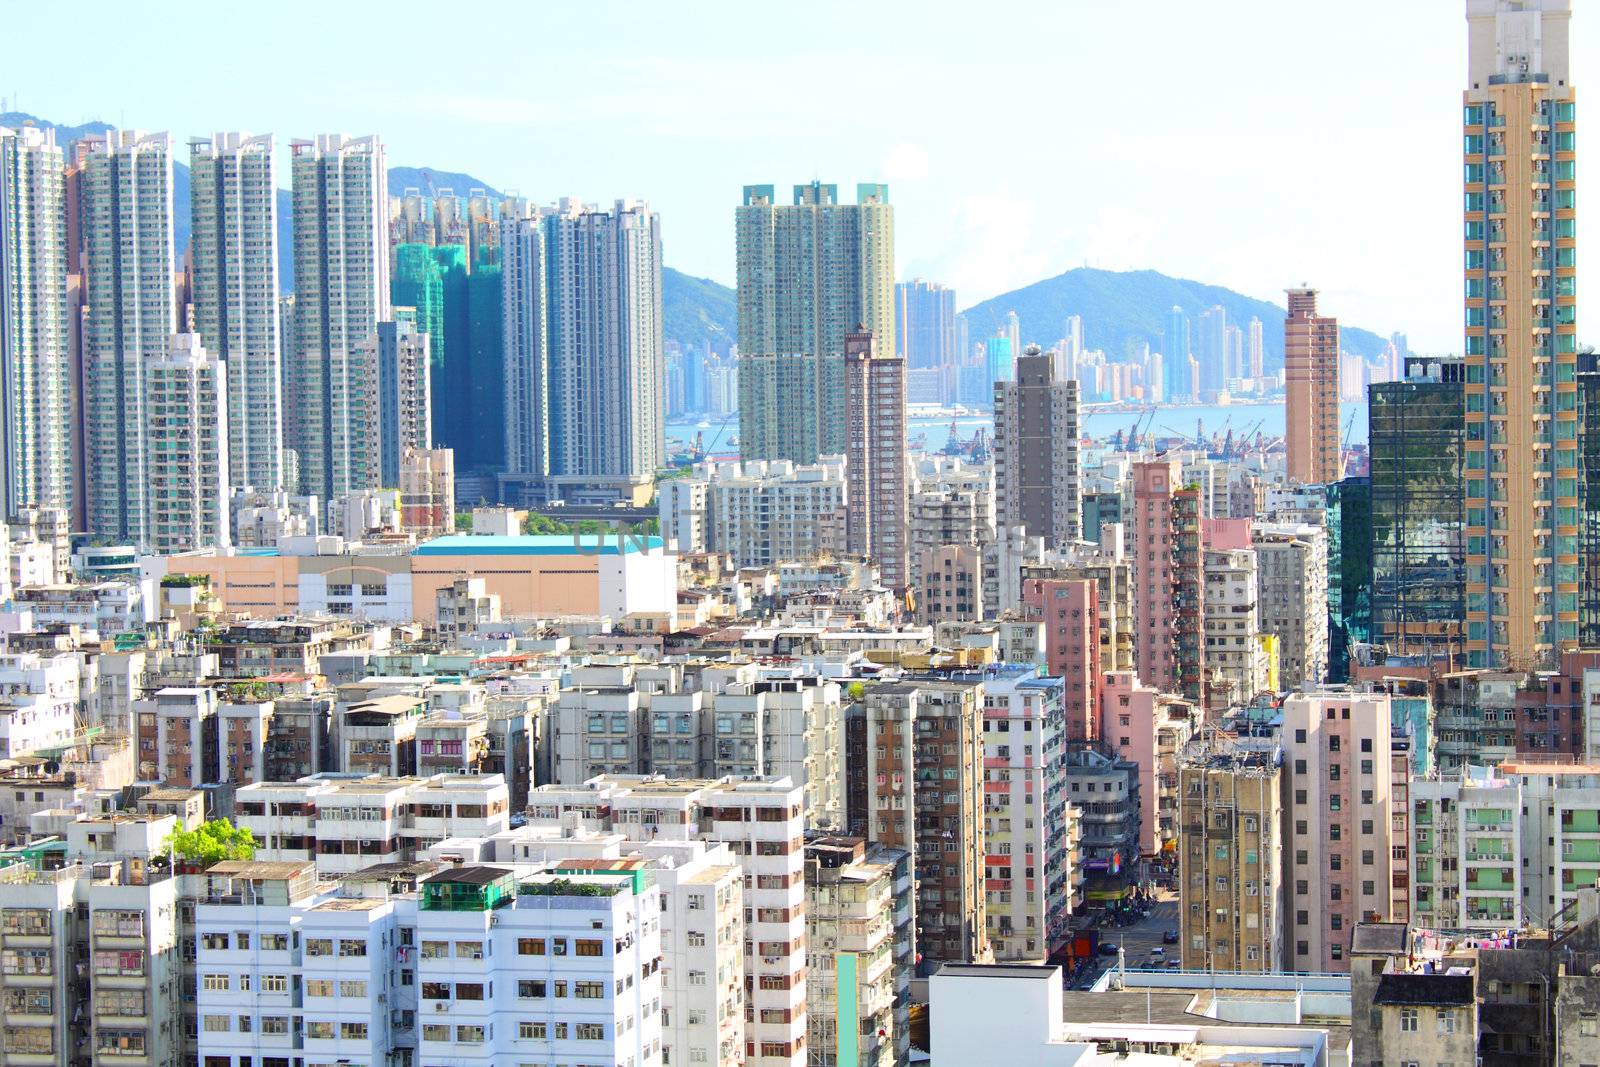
[164,819,256,866]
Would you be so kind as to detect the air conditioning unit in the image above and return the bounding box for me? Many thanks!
[434,1002,449,1012]
[489,915,500,927]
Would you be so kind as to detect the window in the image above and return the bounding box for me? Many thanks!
[202,974,230,991]
[575,938,604,957]
[202,1015,230,1032]
[456,982,485,1001]
[1437,1009,1457,1034]
[305,980,333,998]
[305,1021,334,1040]
[260,1016,288,1035]
[518,979,546,998]
[1401,1007,1419,1032]
[340,1022,368,1040]
[519,1021,547,1039]
[575,981,606,999]
[576,1022,607,1040]
[517,937,546,955]
[304,938,332,957]
[456,1025,485,1043]
[340,980,366,998]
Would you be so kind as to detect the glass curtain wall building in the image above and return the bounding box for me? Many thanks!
[1369,355,1467,666]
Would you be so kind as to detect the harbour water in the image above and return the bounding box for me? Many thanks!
[667,400,1371,457]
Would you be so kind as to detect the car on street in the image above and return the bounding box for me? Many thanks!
[1097,941,1121,957]
[1162,930,1180,944]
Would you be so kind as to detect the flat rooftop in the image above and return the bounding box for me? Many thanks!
[936,963,1057,980]
[414,534,664,557]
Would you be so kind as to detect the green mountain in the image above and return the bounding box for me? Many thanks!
[662,268,735,355]
[959,267,1392,371]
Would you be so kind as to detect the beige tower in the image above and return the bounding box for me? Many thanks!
[1283,288,1341,486]
[1463,0,1577,669]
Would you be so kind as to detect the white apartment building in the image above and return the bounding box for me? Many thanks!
[13,580,149,636]
[1413,762,1600,932]
[1254,521,1329,689]
[660,457,846,567]
[235,774,511,876]
[194,856,665,1067]
[81,129,176,547]
[189,132,284,493]
[973,667,1073,961]
[555,665,651,783]
[0,651,80,758]
[636,839,744,1067]
[0,813,184,1067]
[434,578,500,645]
[529,774,809,1067]
[0,126,72,516]
[288,134,389,502]
[146,334,231,552]
[1202,546,1269,708]
[704,672,843,831]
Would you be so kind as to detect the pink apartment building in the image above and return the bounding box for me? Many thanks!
[1101,670,1199,858]
[1020,577,1101,741]
[1280,691,1404,973]
[1131,460,1205,705]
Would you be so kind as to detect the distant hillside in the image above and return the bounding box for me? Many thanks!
[959,267,1391,370]
[388,166,501,199]
[663,269,735,355]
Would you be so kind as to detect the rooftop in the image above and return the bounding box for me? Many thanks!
[414,534,664,558]
[1374,973,1475,1007]
[206,861,315,880]
[1352,923,1410,956]
[426,864,512,887]
[936,962,1058,981]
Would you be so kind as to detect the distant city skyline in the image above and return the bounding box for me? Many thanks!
[9,0,1597,351]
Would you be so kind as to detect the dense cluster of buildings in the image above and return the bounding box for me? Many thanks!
[0,0,1595,1064]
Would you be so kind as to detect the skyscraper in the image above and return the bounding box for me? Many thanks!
[496,199,662,505]
[370,311,431,489]
[1581,351,1600,647]
[1247,317,1265,381]
[189,132,283,492]
[392,242,469,454]
[288,134,389,502]
[1195,305,1228,395]
[1369,356,1467,663]
[842,330,908,588]
[894,279,956,371]
[146,333,229,552]
[1284,288,1342,485]
[0,125,72,515]
[498,207,549,504]
[736,182,893,463]
[1164,305,1191,401]
[80,130,177,545]
[1463,0,1577,668]
[994,344,1081,545]
[542,199,663,502]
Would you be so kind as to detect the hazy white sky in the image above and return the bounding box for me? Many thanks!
[8,0,1592,350]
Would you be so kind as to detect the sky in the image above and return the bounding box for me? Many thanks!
[5,0,1591,351]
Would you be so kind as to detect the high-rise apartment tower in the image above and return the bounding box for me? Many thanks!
[1463,0,1577,668]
